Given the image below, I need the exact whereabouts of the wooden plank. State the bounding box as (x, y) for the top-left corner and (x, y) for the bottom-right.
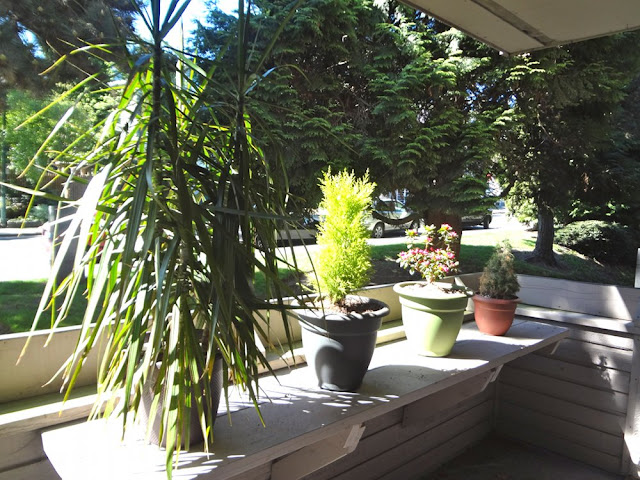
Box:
(517, 275), (640, 322)
(509, 353), (631, 394)
(377, 422), (490, 480)
(500, 366), (628, 414)
(568, 329), (634, 350)
(622, 337), (640, 477)
(517, 304), (637, 335)
(0, 459), (60, 480)
(306, 391), (494, 480)
(360, 409), (402, 439)
(271, 424), (365, 480)
(499, 401), (623, 456)
(540, 338), (633, 373)
(498, 419), (621, 473)
(229, 463), (271, 480)
(498, 383), (625, 436)
(330, 403), (493, 480)
(0, 431), (46, 473)
(402, 371), (492, 428)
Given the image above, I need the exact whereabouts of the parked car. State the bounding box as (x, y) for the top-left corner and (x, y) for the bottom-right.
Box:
(461, 210), (492, 229)
(254, 210), (322, 247)
(365, 199), (420, 238)
(278, 210), (323, 243)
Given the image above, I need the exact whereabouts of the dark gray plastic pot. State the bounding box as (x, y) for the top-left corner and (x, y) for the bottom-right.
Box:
(139, 352), (223, 447)
(296, 295), (389, 392)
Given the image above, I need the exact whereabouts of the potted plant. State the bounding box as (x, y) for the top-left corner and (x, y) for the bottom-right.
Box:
(296, 170), (389, 392)
(13, 0), (305, 477)
(393, 225), (471, 357)
(473, 240), (521, 335)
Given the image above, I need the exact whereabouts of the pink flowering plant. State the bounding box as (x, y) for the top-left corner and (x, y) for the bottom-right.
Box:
(397, 224), (460, 283)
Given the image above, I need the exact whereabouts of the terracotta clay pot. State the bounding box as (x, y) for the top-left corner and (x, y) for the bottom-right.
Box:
(472, 295), (520, 336)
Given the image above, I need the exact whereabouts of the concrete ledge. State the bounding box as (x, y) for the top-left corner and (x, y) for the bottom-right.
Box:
(0, 386), (98, 438)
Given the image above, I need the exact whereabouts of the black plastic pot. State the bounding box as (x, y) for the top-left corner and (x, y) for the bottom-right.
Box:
(296, 295), (389, 392)
(139, 352), (223, 447)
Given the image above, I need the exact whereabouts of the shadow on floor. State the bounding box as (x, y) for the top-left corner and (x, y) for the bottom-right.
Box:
(426, 435), (624, 480)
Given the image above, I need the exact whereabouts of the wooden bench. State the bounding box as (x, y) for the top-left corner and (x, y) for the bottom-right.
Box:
(40, 319), (567, 480)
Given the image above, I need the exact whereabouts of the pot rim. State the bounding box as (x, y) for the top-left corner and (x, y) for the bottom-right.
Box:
(393, 280), (472, 299)
(472, 294), (521, 304)
(293, 294), (390, 321)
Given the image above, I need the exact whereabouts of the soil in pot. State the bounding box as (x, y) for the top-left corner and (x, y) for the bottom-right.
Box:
(297, 295), (389, 392)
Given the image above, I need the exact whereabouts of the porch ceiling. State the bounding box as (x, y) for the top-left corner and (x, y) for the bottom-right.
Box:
(404, 0), (640, 54)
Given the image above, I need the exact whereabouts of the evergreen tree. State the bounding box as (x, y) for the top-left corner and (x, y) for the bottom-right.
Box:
(575, 74), (640, 232)
(496, 33), (640, 265)
(0, 0), (138, 224)
(193, 0), (500, 222)
(0, 0), (138, 88)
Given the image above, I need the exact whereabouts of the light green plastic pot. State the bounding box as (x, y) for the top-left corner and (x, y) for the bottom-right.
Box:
(393, 281), (470, 357)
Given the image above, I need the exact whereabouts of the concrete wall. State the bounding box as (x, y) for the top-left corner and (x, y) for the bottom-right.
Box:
(0, 326), (106, 403)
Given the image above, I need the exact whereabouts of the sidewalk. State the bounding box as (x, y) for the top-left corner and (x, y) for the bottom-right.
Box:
(0, 227), (43, 237)
(0, 230), (51, 281)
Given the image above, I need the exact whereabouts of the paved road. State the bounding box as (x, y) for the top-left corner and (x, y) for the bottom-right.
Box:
(0, 232), (51, 281)
(367, 209), (525, 246)
(0, 210), (524, 282)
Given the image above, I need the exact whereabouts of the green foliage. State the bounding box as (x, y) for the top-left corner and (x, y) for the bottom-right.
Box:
(555, 221), (637, 264)
(0, 0), (137, 92)
(193, 0), (501, 215)
(5, 87), (117, 185)
(315, 170), (375, 304)
(397, 224), (459, 283)
(478, 241), (520, 299)
(494, 33), (640, 259)
(15, 0), (305, 476)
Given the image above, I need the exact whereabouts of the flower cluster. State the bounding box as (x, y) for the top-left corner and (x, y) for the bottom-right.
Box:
(397, 224), (459, 283)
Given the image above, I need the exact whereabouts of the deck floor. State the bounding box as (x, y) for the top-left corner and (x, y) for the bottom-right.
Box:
(426, 435), (624, 480)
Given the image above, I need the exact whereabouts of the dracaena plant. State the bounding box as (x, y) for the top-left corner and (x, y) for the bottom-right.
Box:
(11, 0), (304, 477)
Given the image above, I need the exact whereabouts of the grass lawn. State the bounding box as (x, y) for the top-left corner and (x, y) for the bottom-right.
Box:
(1, 228), (634, 334)
(0, 280), (88, 334)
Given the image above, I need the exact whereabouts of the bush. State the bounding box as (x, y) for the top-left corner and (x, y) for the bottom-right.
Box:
(26, 204), (52, 223)
(478, 241), (520, 299)
(555, 220), (637, 264)
(315, 170), (375, 305)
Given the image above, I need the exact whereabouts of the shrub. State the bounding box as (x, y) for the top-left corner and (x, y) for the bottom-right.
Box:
(555, 220), (637, 264)
(478, 241), (520, 299)
(26, 204), (52, 223)
(397, 224), (459, 284)
(315, 170), (375, 305)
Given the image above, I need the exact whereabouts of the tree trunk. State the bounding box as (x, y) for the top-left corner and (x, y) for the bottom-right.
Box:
(530, 205), (557, 266)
